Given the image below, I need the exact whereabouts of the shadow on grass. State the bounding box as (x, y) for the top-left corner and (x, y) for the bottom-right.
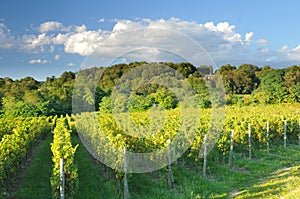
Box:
(72, 135), (122, 199)
(16, 135), (53, 199)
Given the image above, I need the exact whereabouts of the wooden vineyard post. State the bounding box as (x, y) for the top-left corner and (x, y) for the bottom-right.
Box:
(123, 147), (129, 199)
(284, 120), (287, 149)
(298, 119), (300, 146)
(167, 139), (174, 189)
(60, 158), (65, 199)
(229, 129), (234, 169)
(203, 134), (208, 178)
(266, 122), (270, 153)
(248, 123), (252, 159)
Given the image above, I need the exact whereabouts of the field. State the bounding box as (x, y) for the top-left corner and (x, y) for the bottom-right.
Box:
(0, 104), (300, 198)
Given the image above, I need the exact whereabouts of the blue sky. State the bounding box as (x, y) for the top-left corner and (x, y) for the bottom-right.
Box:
(1, 0), (300, 80)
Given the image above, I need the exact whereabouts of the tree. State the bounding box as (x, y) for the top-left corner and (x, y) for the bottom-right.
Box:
(2, 96), (41, 117)
(259, 70), (288, 103)
(217, 64), (236, 94)
(289, 82), (300, 103)
(284, 65), (300, 88)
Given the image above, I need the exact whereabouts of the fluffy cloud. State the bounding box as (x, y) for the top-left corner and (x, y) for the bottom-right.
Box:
(0, 23), (15, 48)
(52, 33), (69, 44)
(21, 33), (51, 52)
(98, 18), (105, 23)
(39, 21), (64, 32)
(245, 32), (254, 42)
(257, 39), (268, 47)
(54, 54), (60, 60)
(64, 30), (106, 56)
(67, 62), (75, 67)
(2, 18), (300, 68)
(287, 45), (300, 60)
(29, 59), (48, 64)
(58, 18), (255, 65)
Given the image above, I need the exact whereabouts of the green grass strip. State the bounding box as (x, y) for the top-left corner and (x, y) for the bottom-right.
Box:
(72, 135), (121, 199)
(16, 135), (52, 199)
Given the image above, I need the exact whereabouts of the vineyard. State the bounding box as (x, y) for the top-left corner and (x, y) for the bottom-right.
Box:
(76, 104), (300, 165)
(0, 117), (53, 196)
(0, 104), (299, 198)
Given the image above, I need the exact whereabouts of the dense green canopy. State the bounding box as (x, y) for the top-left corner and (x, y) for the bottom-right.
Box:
(0, 62), (299, 117)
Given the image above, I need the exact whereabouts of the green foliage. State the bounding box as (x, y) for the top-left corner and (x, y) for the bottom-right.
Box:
(0, 117), (51, 197)
(128, 94), (154, 112)
(77, 104), (300, 171)
(259, 69), (288, 103)
(50, 117), (79, 198)
(99, 96), (112, 113)
(1, 62), (300, 117)
(218, 63), (260, 95)
(151, 87), (179, 110)
(2, 97), (41, 118)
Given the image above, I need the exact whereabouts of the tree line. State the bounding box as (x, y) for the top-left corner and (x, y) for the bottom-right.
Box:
(0, 62), (299, 117)
(215, 64), (300, 104)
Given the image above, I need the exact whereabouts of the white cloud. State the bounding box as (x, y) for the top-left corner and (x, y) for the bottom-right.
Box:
(75, 24), (86, 33)
(39, 21), (63, 33)
(98, 18), (105, 23)
(257, 39), (268, 46)
(29, 59), (48, 64)
(54, 54), (60, 60)
(3, 19), (300, 68)
(64, 30), (106, 56)
(286, 45), (300, 60)
(0, 23), (15, 48)
(245, 32), (254, 42)
(52, 33), (69, 44)
(73, 18), (249, 65)
(39, 21), (87, 33)
(67, 62), (75, 67)
(21, 33), (51, 52)
(279, 45), (288, 52)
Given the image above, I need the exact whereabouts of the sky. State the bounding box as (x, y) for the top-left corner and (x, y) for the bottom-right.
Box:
(1, 0), (300, 80)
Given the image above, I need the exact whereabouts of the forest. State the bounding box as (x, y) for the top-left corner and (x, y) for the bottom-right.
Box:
(0, 62), (299, 118)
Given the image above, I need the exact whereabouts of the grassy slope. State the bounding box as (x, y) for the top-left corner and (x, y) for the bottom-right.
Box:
(234, 145), (300, 199)
(15, 135), (300, 199)
(127, 144), (300, 198)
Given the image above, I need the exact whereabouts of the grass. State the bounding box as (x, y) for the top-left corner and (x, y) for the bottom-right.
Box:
(16, 135), (53, 199)
(14, 136), (300, 199)
(72, 135), (121, 199)
(125, 144), (300, 198)
(234, 144), (300, 199)
(235, 165), (300, 199)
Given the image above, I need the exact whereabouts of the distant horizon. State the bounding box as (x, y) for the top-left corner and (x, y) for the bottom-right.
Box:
(0, 61), (295, 82)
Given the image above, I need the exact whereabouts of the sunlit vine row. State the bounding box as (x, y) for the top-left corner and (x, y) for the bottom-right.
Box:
(0, 116), (52, 195)
(75, 104), (300, 174)
(50, 117), (78, 198)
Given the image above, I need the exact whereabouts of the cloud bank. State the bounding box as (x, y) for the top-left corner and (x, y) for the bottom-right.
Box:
(1, 18), (300, 68)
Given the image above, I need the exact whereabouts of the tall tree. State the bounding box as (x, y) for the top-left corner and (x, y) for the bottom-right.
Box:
(259, 70), (288, 103)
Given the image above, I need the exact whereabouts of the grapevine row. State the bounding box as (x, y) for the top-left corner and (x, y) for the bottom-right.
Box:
(50, 117), (78, 198)
(75, 104), (300, 174)
(0, 117), (52, 196)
